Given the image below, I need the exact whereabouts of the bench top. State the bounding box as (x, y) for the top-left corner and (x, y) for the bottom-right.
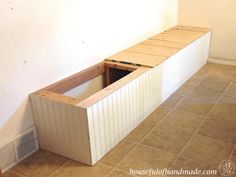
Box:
(106, 26), (210, 68)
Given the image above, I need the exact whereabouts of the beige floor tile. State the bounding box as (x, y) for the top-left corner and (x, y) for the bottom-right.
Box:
(107, 170), (131, 177)
(195, 63), (215, 76)
(161, 94), (184, 108)
(198, 115), (236, 143)
(142, 110), (203, 154)
(190, 71), (206, 82)
(207, 67), (235, 81)
(170, 157), (221, 177)
(118, 144), (176, 174)
(218, 94), (236, 104)
(184, 76), (201, 87)
(160, 110), (204, 130)
(3, 171), (22, 177)
(189, 85), (222, 102)
(100, 140), (136, 166)
(181, 135), (233, 165)
(198, 75), (230, 92)
(125, 122), (155, 142)
(171, 157), (213, 169)
(176, 95), (214, 115)
(141, 126), (193, 154)
(213, 64), (236, 72)
(12, 150), (68, 177)
(224, 83), (236, 97)
(127, 110), (207, 173)
(209, 103), (236, 121)
(144, 106), (171, 124)
(51, 160), (111, 177)
(174, 84), (195, 96)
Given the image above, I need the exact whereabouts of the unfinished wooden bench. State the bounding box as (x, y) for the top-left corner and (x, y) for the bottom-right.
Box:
(30, 26), (211, 165)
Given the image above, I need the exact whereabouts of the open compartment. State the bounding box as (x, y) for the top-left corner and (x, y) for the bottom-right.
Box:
(45, 61), (138, 101)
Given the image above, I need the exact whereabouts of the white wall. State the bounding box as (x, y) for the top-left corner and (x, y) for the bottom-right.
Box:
(0, 0), (178, 145)
(178, 0), (236, 62)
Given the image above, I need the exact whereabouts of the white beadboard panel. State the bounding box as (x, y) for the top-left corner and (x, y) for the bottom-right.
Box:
(161, 32), (211, 101)
(30, 94), (92, 165)
(86, 66), (162, 164)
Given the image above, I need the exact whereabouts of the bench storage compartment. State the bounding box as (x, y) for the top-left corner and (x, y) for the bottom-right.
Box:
(30, 26), (211, 165)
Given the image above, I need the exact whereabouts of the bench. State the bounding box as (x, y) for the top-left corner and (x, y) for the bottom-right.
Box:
(30, 25), (211, 165)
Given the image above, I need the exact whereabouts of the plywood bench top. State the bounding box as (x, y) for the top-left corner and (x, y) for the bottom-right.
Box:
(106, 26), (211, 68)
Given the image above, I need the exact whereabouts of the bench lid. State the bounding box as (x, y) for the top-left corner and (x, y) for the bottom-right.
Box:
(106, 25), (210, 68)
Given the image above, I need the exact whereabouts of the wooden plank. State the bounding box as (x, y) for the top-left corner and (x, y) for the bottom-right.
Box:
(141, 39), (184, 49)
(150, 32), (203, 43)
(127, 44), (179, 57)
(166, 29), (206, 35)
(105, 67), (111, 87)
(107, 51), (166, 68)
(77, 67), (150, 108)
(33, 91), (79, 105)
(105, 60), (139, 71)
(173, 25), (210, 33)
(38, 62), (105, 94)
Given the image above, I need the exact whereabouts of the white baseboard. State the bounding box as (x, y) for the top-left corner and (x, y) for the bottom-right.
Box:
(208, 57), (236, 66)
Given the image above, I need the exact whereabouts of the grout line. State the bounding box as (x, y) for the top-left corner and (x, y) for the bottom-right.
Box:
(122, 138), (139, 145)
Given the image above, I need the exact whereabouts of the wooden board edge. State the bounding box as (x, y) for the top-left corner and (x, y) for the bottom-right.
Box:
(30, 90), (79, 105)
(105, 60), (140, 71)
(33, 61), (105, 95)
(174, 25), (211, 33)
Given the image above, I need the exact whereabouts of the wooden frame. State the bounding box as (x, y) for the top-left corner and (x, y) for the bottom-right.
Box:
(30, 25), (211, 166)
(34, 61), (142, 105)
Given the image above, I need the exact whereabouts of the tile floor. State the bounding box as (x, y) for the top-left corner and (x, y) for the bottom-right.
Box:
(3, 63), (236, 177)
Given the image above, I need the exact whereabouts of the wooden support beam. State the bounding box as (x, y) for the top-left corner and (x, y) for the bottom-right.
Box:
(38, 62), (105, 94)
(105, 61), (139, 71)
(105, 66), (111, 87)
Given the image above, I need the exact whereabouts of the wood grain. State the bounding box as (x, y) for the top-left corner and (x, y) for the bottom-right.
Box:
(107, 51), (166, 68)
